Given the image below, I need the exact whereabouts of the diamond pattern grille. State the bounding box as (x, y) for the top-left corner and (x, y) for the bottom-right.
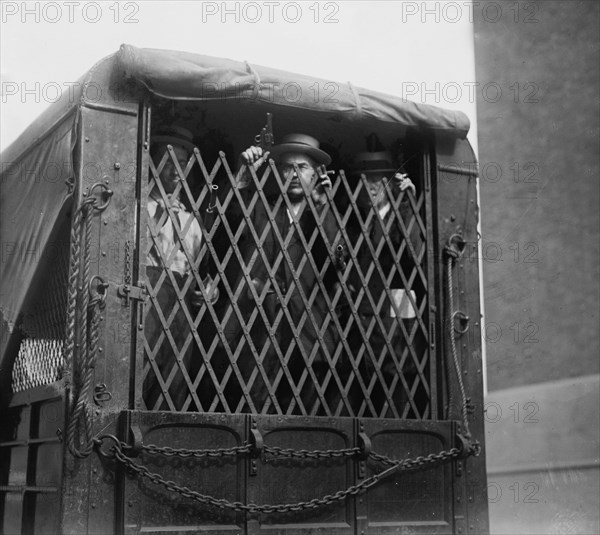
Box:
(142, 147), (431, 418)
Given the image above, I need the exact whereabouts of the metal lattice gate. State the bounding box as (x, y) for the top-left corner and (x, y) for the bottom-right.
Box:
(141, 144), (432, 420)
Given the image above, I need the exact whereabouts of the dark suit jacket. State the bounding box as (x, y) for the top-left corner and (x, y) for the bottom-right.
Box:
(346, 198), (419, 317)
(222, 196), (343, 364)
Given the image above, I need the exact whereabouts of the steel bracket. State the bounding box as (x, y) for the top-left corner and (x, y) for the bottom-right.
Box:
(357, 431), (372, 479)
(117, 282), (147, 306)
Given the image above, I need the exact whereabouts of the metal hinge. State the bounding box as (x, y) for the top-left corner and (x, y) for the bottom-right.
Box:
(117, 282), (147, 306)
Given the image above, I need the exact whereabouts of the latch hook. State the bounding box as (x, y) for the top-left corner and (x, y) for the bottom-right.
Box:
(444, 233), (466, 260)
(250, 427), (264, 458)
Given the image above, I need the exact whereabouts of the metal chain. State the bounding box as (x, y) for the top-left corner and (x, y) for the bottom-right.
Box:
(141, 443), (360, 460)
(140, 441), (477, 464)
(143, 443), (252, 458)
(369, 448), (460, 467)
(263, 445), (361, 459)
(109, 440), (462, 514)
(124, 240), (132, 286)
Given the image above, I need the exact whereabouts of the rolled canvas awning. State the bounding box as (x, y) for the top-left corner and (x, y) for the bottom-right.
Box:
(117, 44), (470, 136)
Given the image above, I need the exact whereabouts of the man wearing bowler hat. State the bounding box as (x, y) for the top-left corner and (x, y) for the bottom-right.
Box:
(144, 126), (218, 411)
(344, 150), (420, 416)
(224, 133), (345, 414)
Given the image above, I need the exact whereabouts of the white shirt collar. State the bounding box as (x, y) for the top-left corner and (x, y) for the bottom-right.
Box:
(378, 202), (391, 220)
(287, 203), (302, 223)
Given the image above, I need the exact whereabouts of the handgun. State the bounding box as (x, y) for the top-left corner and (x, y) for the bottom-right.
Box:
(254, 112), (274, 151)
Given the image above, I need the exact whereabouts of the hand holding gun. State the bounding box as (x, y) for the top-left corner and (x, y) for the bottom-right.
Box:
(254, 112), (274, 152)
(236, 113), (274, 188)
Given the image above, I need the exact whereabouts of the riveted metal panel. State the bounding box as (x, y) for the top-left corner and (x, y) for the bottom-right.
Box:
(121, 411), (246, 534)
(359, 418), (454, 534)
(434, 136), (489, 535)
(250, 415), (355, 534)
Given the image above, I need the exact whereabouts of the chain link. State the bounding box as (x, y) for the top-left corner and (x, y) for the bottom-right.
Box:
(141, 443), (360, 460)
(368, 448), (460, 467)
(124, 240), (132, 286)
(143, 443), (252, 458)
(103, 437), (467, 515)
(263, 445), (361, 459)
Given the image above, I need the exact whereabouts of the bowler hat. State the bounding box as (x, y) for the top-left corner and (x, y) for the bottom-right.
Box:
(152, 126), (196, 154)
(352, 151), (396, 175)
(269, 133), (331, 165)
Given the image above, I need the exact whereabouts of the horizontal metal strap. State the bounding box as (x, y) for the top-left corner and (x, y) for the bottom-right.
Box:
(0, 485), (58, 494)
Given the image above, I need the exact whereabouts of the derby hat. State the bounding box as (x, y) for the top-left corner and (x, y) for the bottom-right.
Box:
(269, 133), (332, 165)
(352, 151), (396, 175)
(152, 125), (196, 154)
